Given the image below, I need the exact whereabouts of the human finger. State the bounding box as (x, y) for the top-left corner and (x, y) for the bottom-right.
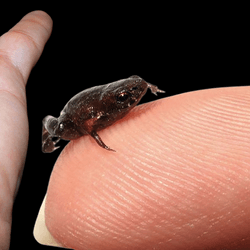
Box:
(0, 11), (52, 250)
(43, 87), (250, 249)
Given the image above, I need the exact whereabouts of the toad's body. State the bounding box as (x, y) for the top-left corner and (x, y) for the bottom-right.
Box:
(42, 75), (164, 153)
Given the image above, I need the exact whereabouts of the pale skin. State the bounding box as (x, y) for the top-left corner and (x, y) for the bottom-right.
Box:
(1, 11), (250, 250)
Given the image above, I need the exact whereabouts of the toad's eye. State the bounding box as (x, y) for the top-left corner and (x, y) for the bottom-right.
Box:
(59, 122), (64, 131)
(117, 92), (131, 102)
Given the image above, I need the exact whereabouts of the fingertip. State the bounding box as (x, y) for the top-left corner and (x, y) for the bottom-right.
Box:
(0, 10), (53, 83)
(44, 87), (250, 249)
(21, 10), (53, 36)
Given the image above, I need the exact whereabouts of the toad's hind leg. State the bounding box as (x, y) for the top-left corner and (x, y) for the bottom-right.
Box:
(90, 131), (116, 152)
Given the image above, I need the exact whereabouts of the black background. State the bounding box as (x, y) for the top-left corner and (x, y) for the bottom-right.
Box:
(0, 4), (247, 250)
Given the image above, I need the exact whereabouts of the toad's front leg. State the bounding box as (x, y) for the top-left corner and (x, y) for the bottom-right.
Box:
(42, 125), (60, 153)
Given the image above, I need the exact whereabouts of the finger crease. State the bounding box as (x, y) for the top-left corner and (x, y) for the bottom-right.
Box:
(8, 28), (41, 56)
(0, 54), (26, 96)
(0, 89), (26, 110)
(22, 17), (51, 36)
